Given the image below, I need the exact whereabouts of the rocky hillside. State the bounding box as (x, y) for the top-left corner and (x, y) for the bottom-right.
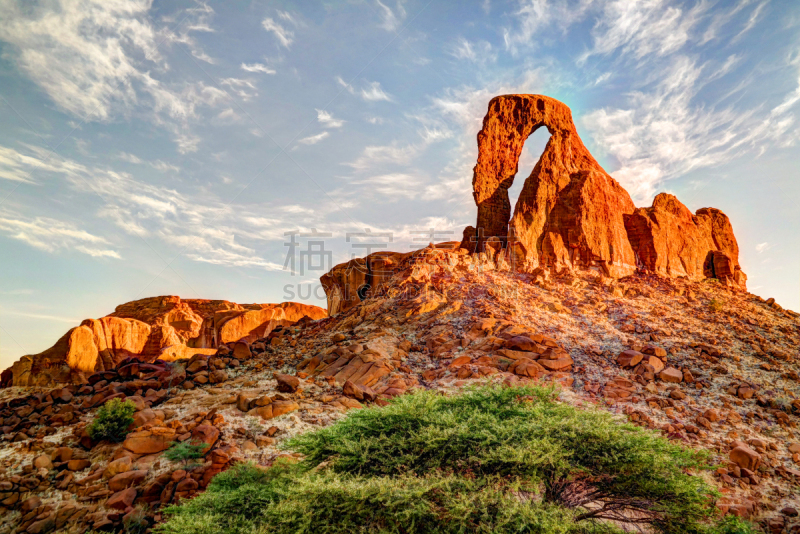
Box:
(0, 94), (797, 534)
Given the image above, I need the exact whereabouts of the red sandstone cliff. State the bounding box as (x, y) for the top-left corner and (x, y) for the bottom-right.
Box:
(3, 296), (326, 387)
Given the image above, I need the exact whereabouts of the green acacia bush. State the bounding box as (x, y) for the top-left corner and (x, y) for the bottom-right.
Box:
(164, 441), (207, 470)
(87, 398), (136, 442)
(157, 385), (755, 534)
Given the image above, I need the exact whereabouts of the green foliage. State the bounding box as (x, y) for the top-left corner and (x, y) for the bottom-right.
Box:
(87, 398), (136, 442)
(157, 385), (755, 534)
(164, 441), (207, 467)
(709, 299), (724, 312)
(705, 515), (759, 534)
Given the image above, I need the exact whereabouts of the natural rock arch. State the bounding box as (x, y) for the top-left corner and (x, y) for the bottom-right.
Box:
(461, 94), (637, 277)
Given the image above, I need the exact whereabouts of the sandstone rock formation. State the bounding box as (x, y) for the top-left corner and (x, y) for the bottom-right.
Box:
(624, 193), (746, 288)
(460, 94), (637, 277)
(458, 94), (746, 287)
(3, 296), (325, 387)
(320, 243), (460, 315)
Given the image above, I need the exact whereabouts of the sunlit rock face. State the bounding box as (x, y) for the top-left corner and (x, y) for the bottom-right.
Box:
(459, 94), (745, 286)
(461, 94), (637, 278)
(3, 296), (326, 387)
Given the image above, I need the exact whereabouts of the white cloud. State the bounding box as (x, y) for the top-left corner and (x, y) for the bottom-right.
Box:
(335, 76), (356, 94)
(755, 242), (772, 253)
(0, 211), (120, 259)
(0, 1), (226, 152)
(118, 152), (179, 173)
(220, 78), (258, 100)
(175, 133), (201, 154)
(0, 289), (35, 295)
(700, 0), (754, 44)
(241, 62), (276, 74)
(346, 143), (419, 171)
(366, 116), (384, 124)
(583, 55), (800, 203)
(581, 0), (708, 63)
(732, 1), (767, 42)
(350, 173), (422, 198)
(0, 310), (79, 323)
(298, 131), (330, 145)
(0, 142), (356, 270)
(118, 152), (143, 164)
(375, 0), (406, 31)
(361, 81), (393, 102)
(262, 16), (294, 48)
(316, 109), (345, 128)
(449, 37), (496, 64)
(594, 72), (612, 85)
(503, 0), (595, 54)
(150, 160), (180, 173)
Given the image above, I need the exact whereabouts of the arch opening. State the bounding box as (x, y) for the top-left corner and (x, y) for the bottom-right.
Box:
(507, 126), (551, 224)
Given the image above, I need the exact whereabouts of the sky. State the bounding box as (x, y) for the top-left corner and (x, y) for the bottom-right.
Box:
(1, 0), (799, 370)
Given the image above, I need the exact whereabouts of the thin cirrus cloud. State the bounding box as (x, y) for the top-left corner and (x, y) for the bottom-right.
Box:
(262, 11), (298, 48)
(581, 0), (709, 62)
(316, 109), (345, 128)
(576, 1), (800, 203)
(0, 143), (341, 269)
(375, 0), (407, 31)
(361, 81), (393, 102)
(449, 37), (496, 64)
(335, 77), (393, 102)
(0, 212), (120, 259)
(241, 62), (276, 74)
(298, 132), (330, 145)
(0, 1), (233, 153)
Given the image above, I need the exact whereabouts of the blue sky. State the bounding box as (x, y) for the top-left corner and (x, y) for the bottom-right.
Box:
(1, 0), (799, 369)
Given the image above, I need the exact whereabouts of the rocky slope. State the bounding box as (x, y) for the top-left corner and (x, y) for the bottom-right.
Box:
(2, 247), (797, 533)
(0, 94), (797, 534)
(1, 297), (326, 388)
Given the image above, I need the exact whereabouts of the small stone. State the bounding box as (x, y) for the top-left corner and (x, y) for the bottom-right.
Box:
(108, 470), (147, 492)
(669, 389), (686, 400)
(209, 369), (228, 384)
(642, 345), (667, 358)
(236, 394), (253, 412)
(275, 373), (300, 393)
(103, 456), (132, 479)
(67, 459), (91, 471)
(659, 367), (682, 383)
(617, 350), (643, 368)
(33, 454), (53, 470)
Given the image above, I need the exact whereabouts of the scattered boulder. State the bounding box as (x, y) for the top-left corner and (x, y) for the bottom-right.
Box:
(107, 487), (137, 510)
(730, 445), (761, 471)
(659, 368), (683, 383)
(275, 373), (300, 393)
